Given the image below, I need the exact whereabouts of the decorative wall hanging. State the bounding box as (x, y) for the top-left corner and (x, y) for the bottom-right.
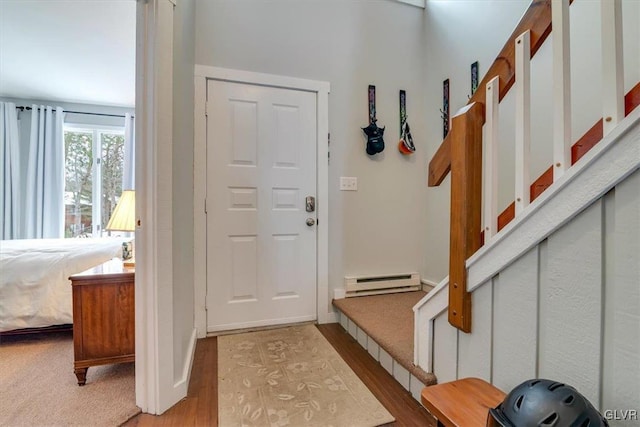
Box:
(471, 61), (479, 95)
(362, 85), (385, 155)
(398, 90), (415, 155)
(440, 79), (450, 139)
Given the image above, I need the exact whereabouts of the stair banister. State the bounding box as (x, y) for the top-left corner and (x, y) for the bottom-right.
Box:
(428, 0), (554, 187)
(483, 77), (500, 239)
(601, 0), (624, 135)
(448, 102), (483, 332)
(552, 0), (572, 180)
(428, 0), (554, 332)
(426, 0), (634, 333)
(515, 30), (532, 215)
(417, 0), (639, 385)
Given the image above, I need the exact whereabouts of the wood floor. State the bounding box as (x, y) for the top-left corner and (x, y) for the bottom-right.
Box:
(124, 323), (436, 427)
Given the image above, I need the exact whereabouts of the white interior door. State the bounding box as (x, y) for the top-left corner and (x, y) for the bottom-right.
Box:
(206, 80), (317, 332)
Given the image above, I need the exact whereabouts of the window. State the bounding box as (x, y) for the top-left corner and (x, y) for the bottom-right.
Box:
(64, 126), (125, 237)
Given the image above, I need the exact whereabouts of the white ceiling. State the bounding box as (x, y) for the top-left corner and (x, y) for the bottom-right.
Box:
(0, 0), (136, 108)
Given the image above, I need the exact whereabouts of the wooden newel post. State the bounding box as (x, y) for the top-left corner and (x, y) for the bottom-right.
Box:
(449, 102), (484, 333)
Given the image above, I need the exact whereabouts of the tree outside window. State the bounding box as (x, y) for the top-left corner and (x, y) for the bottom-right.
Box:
(101, 133), (124, 232)
(64, 128), (124, 237)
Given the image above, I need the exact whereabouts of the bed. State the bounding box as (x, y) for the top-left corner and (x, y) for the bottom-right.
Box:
(0, 238), (125, 333)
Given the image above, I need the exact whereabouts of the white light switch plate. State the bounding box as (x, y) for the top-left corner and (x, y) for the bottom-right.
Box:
(340, 177), (358, 191)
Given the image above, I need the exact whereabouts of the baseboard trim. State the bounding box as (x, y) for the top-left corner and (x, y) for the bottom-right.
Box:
(421, 278), (439, 287)
(421, 278), (438, 293)
(323, 311), (339, 324)
(175, 328), (197, 393)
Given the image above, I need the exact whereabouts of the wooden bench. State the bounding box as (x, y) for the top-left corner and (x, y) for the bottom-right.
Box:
(421, 378), (506, 427)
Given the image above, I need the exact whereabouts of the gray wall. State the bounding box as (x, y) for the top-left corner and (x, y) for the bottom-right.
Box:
(431, 168), (640, 425)
(172, 0), (196, 380)
(195, 0), (430, 310)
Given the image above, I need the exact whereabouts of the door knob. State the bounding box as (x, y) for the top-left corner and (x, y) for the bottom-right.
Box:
(306, 218), (316, 226)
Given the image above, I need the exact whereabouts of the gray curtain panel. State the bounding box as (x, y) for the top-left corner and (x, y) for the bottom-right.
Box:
(24, 105), (65, 238)
(0, 102), (21, 239)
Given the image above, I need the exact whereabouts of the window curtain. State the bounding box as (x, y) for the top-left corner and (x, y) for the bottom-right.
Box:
(0, 102), (21, 239)
(24, 105), (65, 238)
(123, 113), (135, 190)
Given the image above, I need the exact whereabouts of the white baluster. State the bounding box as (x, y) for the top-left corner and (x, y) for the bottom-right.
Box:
(552, 0), (571, 180)
(601, 0), (624, 136)
(515, 31), (531, 216)
(484, 76), (499, 239)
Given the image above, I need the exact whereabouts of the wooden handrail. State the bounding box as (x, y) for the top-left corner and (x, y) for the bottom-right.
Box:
(430, 0), (634, 333)
(428, 0), (553, 187)
(448, 102), (484, 333)
(432, 0), (554, 333)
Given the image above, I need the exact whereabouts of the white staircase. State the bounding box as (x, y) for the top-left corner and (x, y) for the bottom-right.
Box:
(414, 0), (640, 423)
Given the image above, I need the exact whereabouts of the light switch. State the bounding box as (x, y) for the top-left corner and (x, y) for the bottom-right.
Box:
(340, 177), (358, 191)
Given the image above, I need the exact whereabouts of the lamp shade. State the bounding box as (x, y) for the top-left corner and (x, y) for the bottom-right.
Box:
(105, 190), (136, 232)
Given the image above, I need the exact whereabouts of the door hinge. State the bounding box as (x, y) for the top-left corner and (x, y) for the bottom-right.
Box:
(204, 198), (207, 214)
(205, 102), (209, 117)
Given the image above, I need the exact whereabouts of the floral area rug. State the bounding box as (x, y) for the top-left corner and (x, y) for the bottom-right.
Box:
(218, 324), (395, 427)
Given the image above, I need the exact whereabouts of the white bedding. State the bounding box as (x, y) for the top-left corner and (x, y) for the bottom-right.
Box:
(0, 238), (124, 332)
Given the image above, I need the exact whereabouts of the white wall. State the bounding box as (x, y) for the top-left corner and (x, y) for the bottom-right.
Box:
(0, 0), (136, 108)
(194, 0), (430, 312)
(172, 0), (196, 382)
(422, 0), (640, 283)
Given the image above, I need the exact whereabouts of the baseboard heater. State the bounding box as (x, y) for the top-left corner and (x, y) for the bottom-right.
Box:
(344, 272), (421, 297)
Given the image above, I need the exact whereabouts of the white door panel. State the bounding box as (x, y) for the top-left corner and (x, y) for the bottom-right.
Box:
(206, 80), (317, 332)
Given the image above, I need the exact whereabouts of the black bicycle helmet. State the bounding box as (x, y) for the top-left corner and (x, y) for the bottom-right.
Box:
(486, 379), (608, 427)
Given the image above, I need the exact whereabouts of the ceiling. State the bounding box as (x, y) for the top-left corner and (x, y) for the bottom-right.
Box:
(0, 0), (136, 108)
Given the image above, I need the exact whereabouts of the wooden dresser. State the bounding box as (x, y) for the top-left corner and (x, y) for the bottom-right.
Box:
(69, 259), (135, 385)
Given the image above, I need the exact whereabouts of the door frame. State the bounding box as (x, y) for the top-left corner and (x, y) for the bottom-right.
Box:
(136, 0), (197, 414)
(193, 66), (330, 338)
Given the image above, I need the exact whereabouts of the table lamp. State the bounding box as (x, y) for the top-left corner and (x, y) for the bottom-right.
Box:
(105, 190), (136, 267)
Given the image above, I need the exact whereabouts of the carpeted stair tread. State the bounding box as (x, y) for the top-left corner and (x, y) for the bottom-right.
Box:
(333, 291), (437, 387)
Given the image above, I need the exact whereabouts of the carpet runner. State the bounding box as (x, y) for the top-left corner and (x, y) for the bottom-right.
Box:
(218, 324), (395, 427)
